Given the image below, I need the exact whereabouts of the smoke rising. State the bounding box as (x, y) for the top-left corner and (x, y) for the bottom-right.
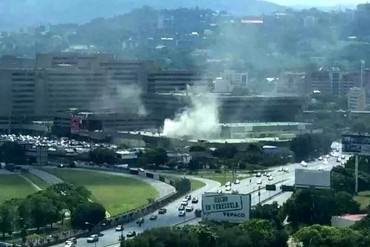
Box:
(163, 89), (220, 139)
(93, 84), (146, 116)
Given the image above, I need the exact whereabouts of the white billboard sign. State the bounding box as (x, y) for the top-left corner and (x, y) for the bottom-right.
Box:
(295, 169), (331, 189)
(201, 193), (251, 223)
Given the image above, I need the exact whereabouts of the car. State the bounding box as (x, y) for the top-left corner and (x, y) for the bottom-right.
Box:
(300, 161), (307, 167)
(225, 186), (231, 191)
(185, 206), (193, 212)
(337, 158), (341, 163)
(278, 167), (283, 172)
(67, 238), (77, 244)
(225, 181), (231, 187)
(191, 197), (198, 203)
(138, 168), (145, 172)
(283, 168), (289, 173)
(268, 176), (273, 181)
(158, 208), (167, 214)
(256, 172), (262, 177)
(57, 163), (65, 168)
(257, 179), (262, 185)
(127, 231), (136, 238)
(178, 205), (185, 211)
(181, 201), (188, 206)
(232, 189), (239, 194)
(178, 211), (186, 217)
(318, 156), (323, 161)
(149, 215), (158, 220)
(136, 218), (144, 225)
(234, 179), (240, 184)
(115, 225), (124, 231)
(64, 241), (75, 247)
(217, 189), (223, 194)
(86, 234), (99, 243)
(185, 195), (192, 201)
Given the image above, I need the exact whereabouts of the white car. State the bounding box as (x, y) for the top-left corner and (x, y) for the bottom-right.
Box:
(185, 206), (194, 212)
(283, 168), (289, 173)
(278, 167), (283, 172)
(300, 161), (307, 167)
(234, 179), (240, 184)
(86, 235), (99, 243)
(115, 225), (124, 231)
(64, 241), (75, 247)
(217, 189), (223, 194)
(225, 181), (231, 187)
(268, 176), (273, 181)
(257, 179), (262, 185)
(225, 186), (231, 191)
(178, 211), (186, 217)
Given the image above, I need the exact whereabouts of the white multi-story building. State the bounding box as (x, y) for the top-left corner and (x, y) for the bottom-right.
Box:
(348, 87), (366, 111)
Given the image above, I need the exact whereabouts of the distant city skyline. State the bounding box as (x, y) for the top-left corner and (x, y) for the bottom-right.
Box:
(269, 0), (368, 7)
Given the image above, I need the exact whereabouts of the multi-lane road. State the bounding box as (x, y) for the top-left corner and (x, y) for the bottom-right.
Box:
(55, 151), (346, 247)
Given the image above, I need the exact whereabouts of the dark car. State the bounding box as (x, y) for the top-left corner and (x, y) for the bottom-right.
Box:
(158, 208), (167, 214)
(195, 209), (202, 217)
(191, 197), (198, 204)
(136, 218), (144, 225)
(127, 231), (136, 238)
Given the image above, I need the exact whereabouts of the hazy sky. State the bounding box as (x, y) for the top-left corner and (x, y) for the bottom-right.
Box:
(269, 0), (368, 6)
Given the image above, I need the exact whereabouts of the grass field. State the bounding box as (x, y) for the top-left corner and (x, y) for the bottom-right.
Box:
(44, 169), (158, 216)
(21, 172), (49, 190)
(354, 191), (370, 210)
(0, 174), (36, 204)
(189, 179), (205, 191)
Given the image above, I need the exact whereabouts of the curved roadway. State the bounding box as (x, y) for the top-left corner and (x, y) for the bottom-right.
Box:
(52, 152), (345, 247)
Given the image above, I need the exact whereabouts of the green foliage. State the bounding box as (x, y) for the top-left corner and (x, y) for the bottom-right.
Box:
(174, 178), (191, 194)
(124, 220), (288, 247)
(189, 146), (207, 152)
(251, 202), (284, 228)
(89, 148), (117, 164)
(293, 224), (370, 247)
(213, 145), (238, 159)
(0, 142), (27, 164)
(138, 148), (168, 167)
(71, 202), (106, 229)
(290, 134), (332, 162)
(283, 189), (360, 228)
(0, 203), (14, 238)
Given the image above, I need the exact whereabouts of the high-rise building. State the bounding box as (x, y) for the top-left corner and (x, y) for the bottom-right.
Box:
(348, 87), (366, 111)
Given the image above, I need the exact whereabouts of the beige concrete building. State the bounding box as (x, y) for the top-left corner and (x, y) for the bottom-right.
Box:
(348, 87), (366, 111)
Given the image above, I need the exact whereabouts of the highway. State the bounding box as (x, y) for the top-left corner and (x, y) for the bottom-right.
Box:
(54, 150), (347, 247)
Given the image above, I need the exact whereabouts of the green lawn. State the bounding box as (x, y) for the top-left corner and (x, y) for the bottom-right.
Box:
(190, 179), (205, 191)
(354, 191), (370, 210)
(44, 169), (158, 216)
(0, 174), (37, 204)
(21, 172), (49, 190)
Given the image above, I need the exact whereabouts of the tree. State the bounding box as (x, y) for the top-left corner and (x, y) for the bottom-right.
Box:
(174, 178), (191, 194)
(334, 192), (360, 215)
(290, 134), (332, 161)
(293, 225), (370, 247)
(282, 189), (336, 227)
(213, 145), (238, 159)
(0, 142), (27, 164)
(71, 202), (106, 229)
(251, 202), (284, 228)
(139, 148), (168, 167)
(89, 148), (117, 165)
(18, 194), (59, 231)
(0, 204), (14, 238)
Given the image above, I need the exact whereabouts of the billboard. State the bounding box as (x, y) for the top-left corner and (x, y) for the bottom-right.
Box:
(70, 117), (81, 134)
(201, 193), (251, 223)
(295, 169), (331, 189)
(342, 134), (370, 155)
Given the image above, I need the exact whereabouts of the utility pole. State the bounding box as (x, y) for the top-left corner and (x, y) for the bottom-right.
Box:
(361, 60), (365, 88)
(355, 155), (359, 194)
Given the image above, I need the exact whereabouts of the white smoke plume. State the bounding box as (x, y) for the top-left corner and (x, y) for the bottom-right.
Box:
(93, 84), (146, 116)
(163, 89), (220, 139)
